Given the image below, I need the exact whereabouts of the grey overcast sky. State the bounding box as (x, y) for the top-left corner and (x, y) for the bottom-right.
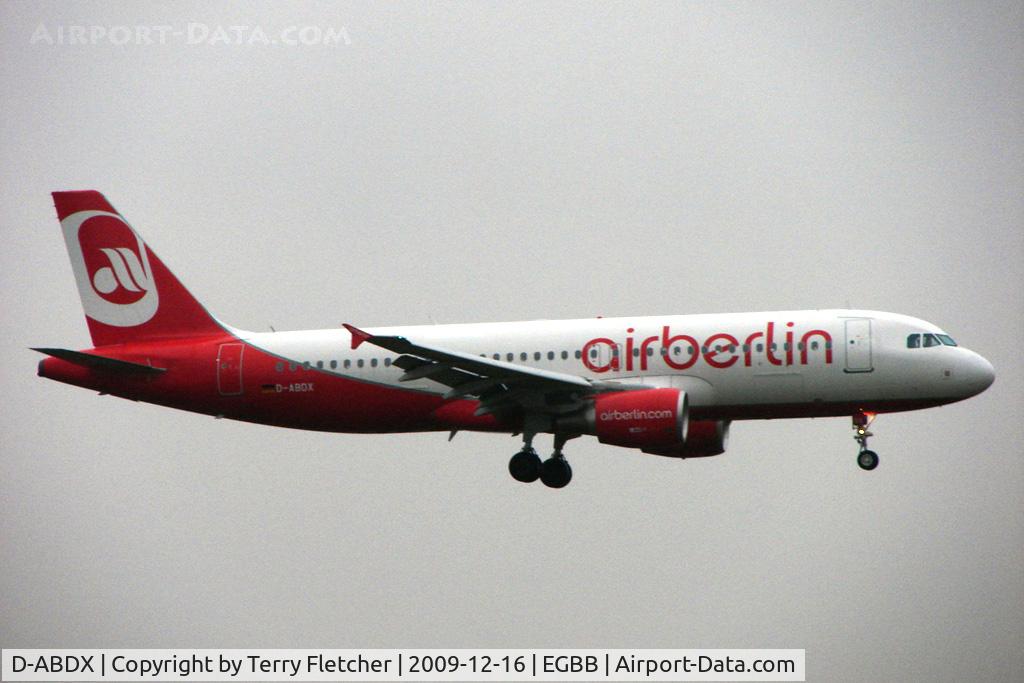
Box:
(1, 2), (1021, 680)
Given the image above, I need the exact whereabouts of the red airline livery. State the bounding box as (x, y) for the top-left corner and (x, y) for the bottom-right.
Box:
(35, 191), (996, 488)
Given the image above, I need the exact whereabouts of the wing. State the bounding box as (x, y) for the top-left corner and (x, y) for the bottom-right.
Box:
(343, 323), (633, 417)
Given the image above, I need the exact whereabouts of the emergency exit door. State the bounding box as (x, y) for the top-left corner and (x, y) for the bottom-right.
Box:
(844, 319), (873, 373)
(217, 343), (244, 395)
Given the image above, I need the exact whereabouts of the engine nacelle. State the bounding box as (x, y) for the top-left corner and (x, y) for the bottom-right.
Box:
(642, 419), (731, 458)
(591, 388), (689, 450)
(554, 389), (730, 459)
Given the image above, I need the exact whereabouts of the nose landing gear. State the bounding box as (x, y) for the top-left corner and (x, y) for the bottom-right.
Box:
(853, 411), (879, 471)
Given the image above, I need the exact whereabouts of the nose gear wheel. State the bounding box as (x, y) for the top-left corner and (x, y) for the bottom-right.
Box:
(852, 411), (879, 471)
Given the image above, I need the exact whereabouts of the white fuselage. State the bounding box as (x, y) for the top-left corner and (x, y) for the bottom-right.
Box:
(242, 309), (994, 420)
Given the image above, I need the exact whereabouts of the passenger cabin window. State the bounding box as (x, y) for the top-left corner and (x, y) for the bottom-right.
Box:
(937, 334), (957, 346)
(923, 333), (941, 348)
(907, 334), (921, 348)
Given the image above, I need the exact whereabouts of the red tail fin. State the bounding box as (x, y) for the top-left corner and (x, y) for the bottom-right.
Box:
(53, 191), (224, 347)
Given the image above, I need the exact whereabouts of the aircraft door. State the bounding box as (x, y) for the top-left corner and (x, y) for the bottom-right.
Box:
(217, 343), (245, 395)
(844, 319), (873, 373)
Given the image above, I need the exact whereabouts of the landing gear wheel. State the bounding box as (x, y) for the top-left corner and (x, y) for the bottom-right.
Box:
(509, 449), (542, 483)
(540, 457), (572, 489)
(852, 412), (879, 471)
(857, 449), (879, 471)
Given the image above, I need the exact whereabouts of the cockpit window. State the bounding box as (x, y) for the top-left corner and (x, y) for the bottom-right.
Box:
(937, 334), (957, 346)
(907, 334), (921, 348)
(923, 333), (941, 347)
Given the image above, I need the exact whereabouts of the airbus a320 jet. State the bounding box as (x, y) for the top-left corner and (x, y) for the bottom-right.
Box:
(35, 191), (995, 488)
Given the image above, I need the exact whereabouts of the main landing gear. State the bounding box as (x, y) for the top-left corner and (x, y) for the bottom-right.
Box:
(853, 411), (879, 471)
(508, 432), (576, 488)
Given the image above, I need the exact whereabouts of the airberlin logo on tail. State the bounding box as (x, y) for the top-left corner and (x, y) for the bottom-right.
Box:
(61, 210), (159, 327)
(90, 247), (151, 303)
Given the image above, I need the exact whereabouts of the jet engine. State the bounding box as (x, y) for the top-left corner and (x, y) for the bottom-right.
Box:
(556, 388), (687, 450)
(555, 388), (729, 458)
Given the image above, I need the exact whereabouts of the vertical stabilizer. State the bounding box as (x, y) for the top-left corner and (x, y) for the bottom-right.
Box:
(52, 191), (224, 347)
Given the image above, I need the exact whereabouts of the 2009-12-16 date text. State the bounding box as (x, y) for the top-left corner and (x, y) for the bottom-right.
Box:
(404, 654), (528, 675)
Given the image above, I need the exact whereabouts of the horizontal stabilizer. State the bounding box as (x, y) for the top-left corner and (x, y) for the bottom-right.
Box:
(31, 347), (166, 374)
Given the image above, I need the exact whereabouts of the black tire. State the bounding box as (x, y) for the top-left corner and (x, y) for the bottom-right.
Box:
(540, 457), (573, 489)
(857, 449), (879, 471)
(509, 449), (542, 483)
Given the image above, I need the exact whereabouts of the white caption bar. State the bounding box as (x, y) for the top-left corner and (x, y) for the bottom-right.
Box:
(2, 649), (804, 681)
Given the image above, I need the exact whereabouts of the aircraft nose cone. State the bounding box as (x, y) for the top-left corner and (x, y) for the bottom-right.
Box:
(964, 352), (995, 396)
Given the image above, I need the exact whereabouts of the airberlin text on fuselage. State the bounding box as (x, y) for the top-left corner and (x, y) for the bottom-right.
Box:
(582, 322), (833, 373)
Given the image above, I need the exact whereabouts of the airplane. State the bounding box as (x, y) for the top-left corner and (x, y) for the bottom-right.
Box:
(34, 191), (996, 488)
